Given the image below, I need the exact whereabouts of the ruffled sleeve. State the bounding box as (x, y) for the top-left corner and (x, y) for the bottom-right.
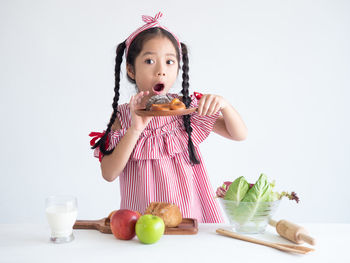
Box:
(93, 128), (127, 162)
(92, 104), (130, 162)
(188, 94), (220, 146)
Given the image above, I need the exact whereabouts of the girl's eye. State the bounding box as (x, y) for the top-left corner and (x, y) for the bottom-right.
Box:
(167, 60), (175, 65)
(145, 59), (154, 64)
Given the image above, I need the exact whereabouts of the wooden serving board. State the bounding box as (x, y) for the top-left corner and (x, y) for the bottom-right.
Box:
(165, 218), (198, 235)
(135, 107), (197, 117)
(73, 217), (198, 235)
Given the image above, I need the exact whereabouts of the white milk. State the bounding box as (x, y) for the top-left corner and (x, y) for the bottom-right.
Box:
(46, 205), (78, 237)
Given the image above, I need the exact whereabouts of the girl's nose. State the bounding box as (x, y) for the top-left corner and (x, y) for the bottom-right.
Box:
(156, 64), (166, 76)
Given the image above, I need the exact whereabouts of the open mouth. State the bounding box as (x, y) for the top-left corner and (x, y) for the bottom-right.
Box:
(153, 83), (165, 93)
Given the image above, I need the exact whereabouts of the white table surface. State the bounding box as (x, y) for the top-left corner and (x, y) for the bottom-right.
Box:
(0, 223), (348, 263)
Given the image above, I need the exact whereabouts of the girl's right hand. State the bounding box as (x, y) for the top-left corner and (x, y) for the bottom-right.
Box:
(129, 91), (153, 132)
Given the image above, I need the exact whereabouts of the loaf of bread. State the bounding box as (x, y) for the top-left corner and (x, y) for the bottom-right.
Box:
(145, 202), (182, 228)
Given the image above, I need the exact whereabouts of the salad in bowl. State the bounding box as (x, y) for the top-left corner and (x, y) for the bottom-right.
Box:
(216, 173), (299, 234)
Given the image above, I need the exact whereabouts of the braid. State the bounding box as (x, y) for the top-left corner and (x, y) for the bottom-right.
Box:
(181, 42), (200, 165)
(91, 41), (126, 155)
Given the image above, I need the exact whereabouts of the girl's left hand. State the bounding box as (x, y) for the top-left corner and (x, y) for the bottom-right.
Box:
(197, 94), (229, 116)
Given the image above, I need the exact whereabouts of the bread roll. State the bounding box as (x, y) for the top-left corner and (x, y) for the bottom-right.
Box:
(145, 202), (182, 227)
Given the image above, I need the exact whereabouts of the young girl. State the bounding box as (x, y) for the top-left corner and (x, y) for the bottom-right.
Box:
(90, 12), (247, 223)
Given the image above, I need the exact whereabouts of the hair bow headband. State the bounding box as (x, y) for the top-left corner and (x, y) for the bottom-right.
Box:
(125, 12), (182, 59)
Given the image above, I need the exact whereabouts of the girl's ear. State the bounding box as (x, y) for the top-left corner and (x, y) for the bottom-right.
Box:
(127, 63), (135, 80)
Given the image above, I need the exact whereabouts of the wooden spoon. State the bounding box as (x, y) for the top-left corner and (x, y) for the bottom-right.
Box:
(216, 228), (315, 254)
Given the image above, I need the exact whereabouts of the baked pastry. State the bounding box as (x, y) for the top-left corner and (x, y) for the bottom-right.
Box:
(150, 103), (171, 111)
(145, 94), (173, 110)
(145, 202), (183, 227)
(150, 99), (186, 111)
(145, 95), (187, 112)
(170, 98), (186, 110)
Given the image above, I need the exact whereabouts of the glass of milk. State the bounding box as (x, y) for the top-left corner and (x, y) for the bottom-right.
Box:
(45, 195), (78, 243)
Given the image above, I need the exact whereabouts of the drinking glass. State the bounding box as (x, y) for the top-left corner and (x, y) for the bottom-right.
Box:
(45, 195), (78, 243)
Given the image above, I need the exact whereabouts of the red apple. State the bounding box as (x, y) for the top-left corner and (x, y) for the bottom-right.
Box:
(110, 209), (141, 240)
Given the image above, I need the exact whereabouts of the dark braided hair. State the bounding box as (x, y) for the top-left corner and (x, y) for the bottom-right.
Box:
(181, 42), (200, 164)
(91, 41), (126, 154)
(92, 28), (200, 165)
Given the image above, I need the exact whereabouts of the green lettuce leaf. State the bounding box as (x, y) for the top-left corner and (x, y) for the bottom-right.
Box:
(242, 173), (272, 202)
(233, 174), (273, 223)
(224, 176), (249, 202)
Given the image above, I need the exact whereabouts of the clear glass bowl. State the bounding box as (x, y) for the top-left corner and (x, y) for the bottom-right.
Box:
(219, 199), (280, 234)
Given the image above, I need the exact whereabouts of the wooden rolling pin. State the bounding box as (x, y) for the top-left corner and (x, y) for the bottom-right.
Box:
(269, 219), (316, 245)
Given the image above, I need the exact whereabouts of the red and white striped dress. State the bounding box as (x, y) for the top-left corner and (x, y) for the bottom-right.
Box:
(94, 94), (224, 223)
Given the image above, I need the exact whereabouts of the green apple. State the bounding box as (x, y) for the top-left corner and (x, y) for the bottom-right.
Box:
(135, 215), (165, 244)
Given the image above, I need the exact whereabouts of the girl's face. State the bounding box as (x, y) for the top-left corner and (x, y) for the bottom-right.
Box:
(127, 36), (179, 97)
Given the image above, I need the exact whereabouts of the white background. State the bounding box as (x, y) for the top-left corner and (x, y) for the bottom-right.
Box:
(0, 0), (349, 224)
